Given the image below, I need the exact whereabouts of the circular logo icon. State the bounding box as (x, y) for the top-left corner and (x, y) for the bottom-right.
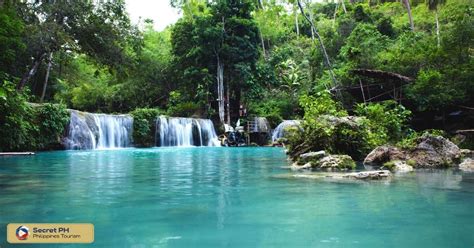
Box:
(16, 225), (29, 240)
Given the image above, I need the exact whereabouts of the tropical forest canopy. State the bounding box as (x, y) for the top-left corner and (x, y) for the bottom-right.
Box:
(1, 0), (473, 129)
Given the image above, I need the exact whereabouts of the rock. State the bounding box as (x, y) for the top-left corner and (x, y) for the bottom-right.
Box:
(364, 134), (462, 169)
(289, 170), (391, 180)
(409, 134), (461, 168)
(348, 170), (391, 179)
(460, 149), (474, 159)
(364, 146), (406, 166)
(290, 162), (312, 171)
(299, 151), (326, 163)
(316, 154), (356, 171)
(459, 158), (474, 172)
(392, 160), (414, 173)
(319, 115), (365, 128)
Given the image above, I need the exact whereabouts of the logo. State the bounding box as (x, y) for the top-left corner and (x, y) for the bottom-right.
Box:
(15, 225), (29, 240)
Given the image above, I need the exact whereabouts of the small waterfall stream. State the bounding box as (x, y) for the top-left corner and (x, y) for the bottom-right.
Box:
(156, 116), (220, 147)
(65, 110), (133, 150)
(271, 120), (301, 142)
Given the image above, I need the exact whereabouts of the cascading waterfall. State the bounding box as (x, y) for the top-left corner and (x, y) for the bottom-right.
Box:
(156, 116), (220, 147)
(271, 120), (301, 142)
(65, 110), (133, 150)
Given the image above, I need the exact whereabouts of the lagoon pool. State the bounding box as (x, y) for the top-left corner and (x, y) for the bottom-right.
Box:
(0, 147), (473, 247)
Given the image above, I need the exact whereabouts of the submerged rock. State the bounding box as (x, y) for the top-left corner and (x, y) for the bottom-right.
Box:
(289, 170), (391, 181)
(459, 158), (474, 172)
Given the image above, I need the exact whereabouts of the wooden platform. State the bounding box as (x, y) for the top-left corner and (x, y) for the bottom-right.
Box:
(0, 152), (35, 156)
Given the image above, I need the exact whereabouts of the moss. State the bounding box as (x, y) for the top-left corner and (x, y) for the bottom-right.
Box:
(382, 161), (396, 170)
(338, 156), (356, 170)
(406, 159), (417, 167)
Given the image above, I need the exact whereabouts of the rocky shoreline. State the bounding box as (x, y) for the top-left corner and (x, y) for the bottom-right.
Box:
(286, 133), (474, 180)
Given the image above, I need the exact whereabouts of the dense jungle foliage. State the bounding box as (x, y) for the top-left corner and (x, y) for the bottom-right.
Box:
(0, 0), (473, 151)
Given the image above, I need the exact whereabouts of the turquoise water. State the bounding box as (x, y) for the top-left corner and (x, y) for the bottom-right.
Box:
(0, 147), (473, 247)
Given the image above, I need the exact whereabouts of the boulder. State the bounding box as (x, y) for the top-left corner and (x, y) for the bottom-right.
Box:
(316, 155), (356, 171)
(364, 146), (406, 166)
(459, 158), (474, 172)
(409, 134), (461, 168)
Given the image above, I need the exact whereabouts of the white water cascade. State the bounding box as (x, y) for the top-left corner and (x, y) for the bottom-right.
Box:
(156, 116), (220, 147)
(65, 110), (133, 150)
(271, 120), (301, 142)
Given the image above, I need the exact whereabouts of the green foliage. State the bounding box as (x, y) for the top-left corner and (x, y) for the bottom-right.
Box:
(299, 91), (347, 123)
(340, 23), (388, 70)
(130, 108), (163, 147)
(355, 100), (412, 145)
(396, 129), (446, 149)
(408, 70), (459, 111)
(382, 161), (396, 170)
(248, 91), (299, 127)
(167, 102), (201, 117)
(0, 5), (25, 77)
(0, 80), (69, 151)
(33, 103), (70, 150)
(0, 80), (35, 151)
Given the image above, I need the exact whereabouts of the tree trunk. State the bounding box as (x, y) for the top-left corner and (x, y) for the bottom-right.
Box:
(403, 0), (415, 31)
(296, 0), (337, 89)
(259, 29), (266, 58)
(340, 0), (347, 14)
(217, 56), (225, 124)
(435, 10), (440, 47)
(308, 5), (315, 40)
(17, 53), (46, 90)
(295, 7), (300, 36)
(40, 52), (53, 103)
(226, 80), (231, 125)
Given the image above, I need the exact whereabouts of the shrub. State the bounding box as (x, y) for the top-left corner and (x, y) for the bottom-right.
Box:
(355, 100), (411, 146)
(130, 108), (163, 147)
(33, 103), (70, 150)
(0, 80), (35, 151)
(0, 81), (70, 151)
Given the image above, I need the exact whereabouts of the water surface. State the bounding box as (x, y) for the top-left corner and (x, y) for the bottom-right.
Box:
(0, 147), (473, 247)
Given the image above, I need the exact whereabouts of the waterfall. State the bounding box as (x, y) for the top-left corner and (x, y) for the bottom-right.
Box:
(156, 116), (220, 147)
(65, 110), (133, 150)
(271, 120), (301, 142)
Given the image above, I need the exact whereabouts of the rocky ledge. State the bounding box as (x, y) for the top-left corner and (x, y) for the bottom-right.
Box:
(288, 170), (391, 181)
(291, 151), (356, 171)
(364, 133), (473, 172)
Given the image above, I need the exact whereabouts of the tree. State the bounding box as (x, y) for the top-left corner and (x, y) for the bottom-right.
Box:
(14, 0), (141, 92)
(171, 0), (259, 124)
